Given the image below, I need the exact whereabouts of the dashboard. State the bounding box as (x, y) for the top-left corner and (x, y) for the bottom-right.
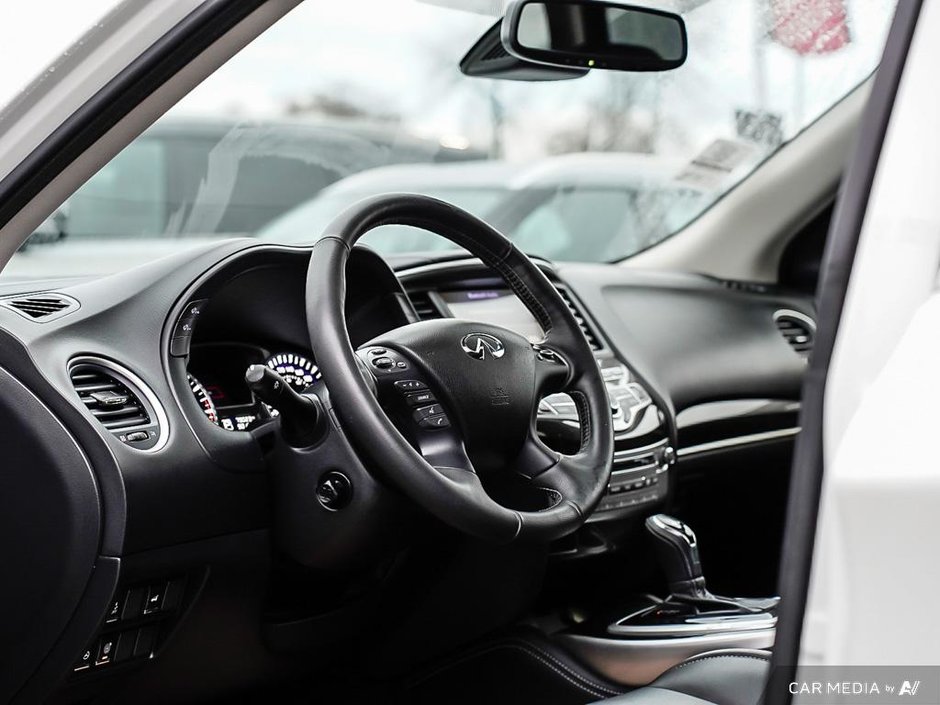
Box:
(158, 248), (811, 534)
(0, 238), (815, 704)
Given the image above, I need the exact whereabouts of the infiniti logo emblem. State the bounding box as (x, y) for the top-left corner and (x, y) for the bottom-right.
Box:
(460, 333), (505, 360)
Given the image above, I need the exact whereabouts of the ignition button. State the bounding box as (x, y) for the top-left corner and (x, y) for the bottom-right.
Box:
(316, 471), (352, 510)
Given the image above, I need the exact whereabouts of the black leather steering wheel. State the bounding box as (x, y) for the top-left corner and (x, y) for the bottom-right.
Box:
(306, 194), (612, 542)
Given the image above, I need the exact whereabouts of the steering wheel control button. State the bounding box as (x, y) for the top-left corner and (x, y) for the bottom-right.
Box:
(418, 414), (450, 430)
(405, 390), (436, 406)
(536, 347), (561, 363)
(361, 348), (410, 375)
(394, 379), (427, 392)
(316, 471), (352, 510)
(412, 404), (444, 421)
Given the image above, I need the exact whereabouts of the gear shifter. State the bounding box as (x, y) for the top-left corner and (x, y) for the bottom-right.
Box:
(645, 513), (779, 612)
(645, 514), (708, 598)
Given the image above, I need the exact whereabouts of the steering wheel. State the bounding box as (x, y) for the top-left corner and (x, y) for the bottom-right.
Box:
(306, 194), (613, 542)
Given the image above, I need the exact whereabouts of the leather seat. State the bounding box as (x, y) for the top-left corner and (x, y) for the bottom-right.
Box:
(595, 650), (771, 705)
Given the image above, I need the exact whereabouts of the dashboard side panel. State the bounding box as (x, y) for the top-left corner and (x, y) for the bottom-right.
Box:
(0, 366), (101, 703)
(557, 264), (813, 411)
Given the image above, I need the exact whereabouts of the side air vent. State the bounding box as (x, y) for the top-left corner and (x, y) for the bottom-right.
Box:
(68, 359), (166, 451)
(774, 310), (815, 358)
(557, 287), (603, 351)
(408, 291), (444, 321)
(1, 292), (79, 321)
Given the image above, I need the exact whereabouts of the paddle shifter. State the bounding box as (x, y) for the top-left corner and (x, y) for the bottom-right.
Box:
(645, 513), (779, 611)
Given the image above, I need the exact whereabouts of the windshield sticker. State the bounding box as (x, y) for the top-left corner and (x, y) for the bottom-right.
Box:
(735, 109), (785, 148)
(674, 139), (760, 191)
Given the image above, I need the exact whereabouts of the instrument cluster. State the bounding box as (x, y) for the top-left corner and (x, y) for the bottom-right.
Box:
(186, 343), (320, 431)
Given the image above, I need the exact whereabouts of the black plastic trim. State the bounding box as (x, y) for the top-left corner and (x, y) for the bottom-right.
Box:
(12, 557), (120, 705)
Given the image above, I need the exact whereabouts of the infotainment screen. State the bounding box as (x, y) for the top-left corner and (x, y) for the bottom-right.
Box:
(438, 289), (545, 343)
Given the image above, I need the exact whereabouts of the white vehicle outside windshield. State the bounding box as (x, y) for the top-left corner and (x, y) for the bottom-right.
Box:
(0, 0), (897, 281)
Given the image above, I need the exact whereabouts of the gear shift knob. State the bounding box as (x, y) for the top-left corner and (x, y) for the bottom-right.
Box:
(645, 514), (707, 598)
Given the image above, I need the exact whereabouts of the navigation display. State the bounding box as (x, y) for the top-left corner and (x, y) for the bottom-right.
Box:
(438, 289), (544, 343)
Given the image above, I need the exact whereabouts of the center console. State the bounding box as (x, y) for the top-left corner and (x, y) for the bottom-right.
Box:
(551, 515), (778, 686)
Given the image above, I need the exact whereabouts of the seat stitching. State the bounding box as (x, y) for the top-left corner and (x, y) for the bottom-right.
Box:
(516, 642), (622, 696)
(514, 646), (622, 697)
(643, 685), (717, 704)
(667, 653), (771, 673)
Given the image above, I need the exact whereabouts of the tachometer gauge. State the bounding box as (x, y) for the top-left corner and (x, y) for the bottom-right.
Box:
(188, 374), (219, 425)
(266, 352), (320, 392)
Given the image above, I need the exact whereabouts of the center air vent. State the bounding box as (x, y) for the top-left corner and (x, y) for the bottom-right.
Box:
(774, 310), (815, 358)
(68, 359), (166, 451)
(408, 291), (444, 321)
(557, 287), (603, 351)
(1, 292), (79, 321)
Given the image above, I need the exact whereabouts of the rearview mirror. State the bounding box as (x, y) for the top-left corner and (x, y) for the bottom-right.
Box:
(502, 0), (687, 72)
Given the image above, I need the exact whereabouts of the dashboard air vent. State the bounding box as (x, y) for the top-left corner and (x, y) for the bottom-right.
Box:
(68, 359), (165, 450)
(1, 292), (78, 321)
(774, 310), (815, 357)
(408, 291), (444, 321)
(557, 287), (603, 351)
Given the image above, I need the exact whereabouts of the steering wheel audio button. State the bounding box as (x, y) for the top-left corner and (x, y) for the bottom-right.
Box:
(405, 390), (436, 406)
(413, 404), (443, 420)
(395, 379), (427, 391)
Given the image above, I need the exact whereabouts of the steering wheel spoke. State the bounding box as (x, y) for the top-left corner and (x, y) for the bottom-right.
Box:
(515, 426), (561, 480)
(532, 344), (571, 398)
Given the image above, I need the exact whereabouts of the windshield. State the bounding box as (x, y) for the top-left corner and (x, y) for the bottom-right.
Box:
(1, 0), (897, 281)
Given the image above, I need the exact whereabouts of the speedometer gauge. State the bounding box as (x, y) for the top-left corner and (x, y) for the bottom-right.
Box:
(266, 352), (320, 392)
(188, 374), (219, 425)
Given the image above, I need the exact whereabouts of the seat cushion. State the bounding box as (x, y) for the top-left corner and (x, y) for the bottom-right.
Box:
(596, 650), (771, 705)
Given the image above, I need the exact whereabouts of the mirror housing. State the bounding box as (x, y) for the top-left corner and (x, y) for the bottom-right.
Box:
(501, 0), (687, 72)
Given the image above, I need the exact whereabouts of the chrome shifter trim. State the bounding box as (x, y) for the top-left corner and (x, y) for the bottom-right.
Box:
(608, 612), (777, 638)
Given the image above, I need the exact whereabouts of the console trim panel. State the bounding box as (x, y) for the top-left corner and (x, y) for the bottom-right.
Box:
(555, 629), (776, 687)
